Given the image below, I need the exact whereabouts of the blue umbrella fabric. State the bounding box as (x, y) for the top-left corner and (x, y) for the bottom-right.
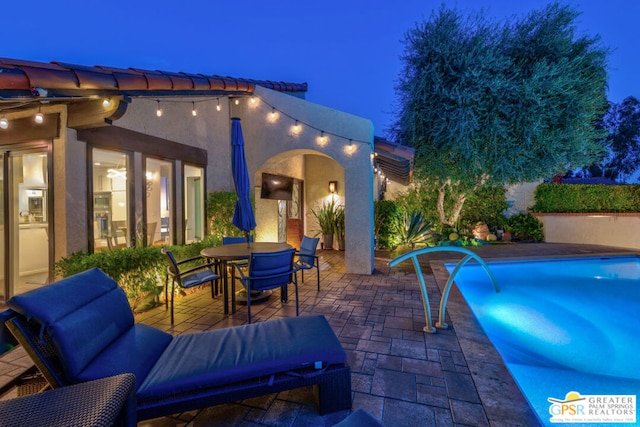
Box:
(231, 117), (256, 244)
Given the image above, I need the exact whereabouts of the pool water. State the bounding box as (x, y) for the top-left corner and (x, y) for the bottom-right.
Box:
(447, 256), (640, 426)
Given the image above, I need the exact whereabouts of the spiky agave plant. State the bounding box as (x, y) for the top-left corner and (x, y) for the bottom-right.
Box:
(396, 211), (434, 249)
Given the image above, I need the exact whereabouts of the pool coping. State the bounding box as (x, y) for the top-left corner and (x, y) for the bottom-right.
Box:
(429, 252), (639, 426)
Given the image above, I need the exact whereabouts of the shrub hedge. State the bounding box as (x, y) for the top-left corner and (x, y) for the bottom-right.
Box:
(531, 183), (640, 213)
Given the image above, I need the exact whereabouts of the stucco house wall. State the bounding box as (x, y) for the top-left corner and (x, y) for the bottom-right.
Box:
(80, 86), (375, 274)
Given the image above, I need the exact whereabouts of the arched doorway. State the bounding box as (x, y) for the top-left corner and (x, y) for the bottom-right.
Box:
(254, 150), (344, 251)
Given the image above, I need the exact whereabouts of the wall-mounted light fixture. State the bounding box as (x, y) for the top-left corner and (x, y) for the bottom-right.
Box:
(329, 181), (337, 194)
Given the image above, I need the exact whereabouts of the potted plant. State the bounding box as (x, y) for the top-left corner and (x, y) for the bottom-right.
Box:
(312, 199), (337, 249)
(334, 205), (345, 250)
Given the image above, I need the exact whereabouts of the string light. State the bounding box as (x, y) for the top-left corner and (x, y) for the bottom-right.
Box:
(0, 117), (7, 129)
(34, 106), (44, 124)
(102, 98), (112, 108)
(317, 131), (328, 146)
(292, 120), (301, 134)
(136, 94), (372, 148)
(191, 102), (197, 117)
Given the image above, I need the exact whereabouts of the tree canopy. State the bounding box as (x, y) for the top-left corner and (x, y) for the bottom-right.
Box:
(601, 96), (640, 182)
(391, 2), (609, 225)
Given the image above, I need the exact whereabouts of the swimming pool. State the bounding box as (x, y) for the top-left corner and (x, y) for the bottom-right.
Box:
(447, 255), (640, 426)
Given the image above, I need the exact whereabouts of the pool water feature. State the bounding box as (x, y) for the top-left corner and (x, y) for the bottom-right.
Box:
(447, 256), (640, 426)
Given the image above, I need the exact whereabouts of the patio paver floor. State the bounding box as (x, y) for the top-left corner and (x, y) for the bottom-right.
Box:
(3, 242), (634, 426)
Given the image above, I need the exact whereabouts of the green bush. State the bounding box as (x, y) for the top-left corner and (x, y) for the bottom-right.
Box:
(54, 236), (223, 312)
(393, 183), (508, 234)
(531, 183), (640, 213)
(54, 246), (165, 311)
(506, 213), (544, 242)
(374, 200), (403, 248)
(207, 190), (245, 239)
(459, 186), (508, 230)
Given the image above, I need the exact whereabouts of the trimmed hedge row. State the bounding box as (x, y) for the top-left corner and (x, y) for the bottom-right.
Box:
(531, 183), (640, 213)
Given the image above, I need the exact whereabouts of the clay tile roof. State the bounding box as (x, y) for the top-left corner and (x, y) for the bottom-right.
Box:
(0, 58), (307, 99)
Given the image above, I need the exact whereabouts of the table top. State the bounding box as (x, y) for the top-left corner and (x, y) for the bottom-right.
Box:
(200, 242), (292, 261)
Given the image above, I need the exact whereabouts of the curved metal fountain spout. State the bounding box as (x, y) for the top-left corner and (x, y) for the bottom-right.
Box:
(388, 247), (499, 333)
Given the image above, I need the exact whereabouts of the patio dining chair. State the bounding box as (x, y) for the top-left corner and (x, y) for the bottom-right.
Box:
(233, 248), (298, 323)
(295, 235), (321, 291)
(161, 248), (220, 324)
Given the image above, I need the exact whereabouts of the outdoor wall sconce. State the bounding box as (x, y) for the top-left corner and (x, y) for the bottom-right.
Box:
(329, 181), (337, 194)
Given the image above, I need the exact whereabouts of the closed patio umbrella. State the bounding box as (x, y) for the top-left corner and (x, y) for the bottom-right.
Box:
(231, 117), (256, 246)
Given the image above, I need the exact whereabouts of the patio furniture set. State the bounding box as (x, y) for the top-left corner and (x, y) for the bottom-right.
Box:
(0, 236), (359, 426)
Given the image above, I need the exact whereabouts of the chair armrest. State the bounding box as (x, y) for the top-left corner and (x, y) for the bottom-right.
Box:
(176, 255), (209, 266)
(232, 263), (248, 280)
(179, 262), (219, 277)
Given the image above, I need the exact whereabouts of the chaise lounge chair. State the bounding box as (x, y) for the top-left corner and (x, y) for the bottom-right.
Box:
(2, 268), (351, 422)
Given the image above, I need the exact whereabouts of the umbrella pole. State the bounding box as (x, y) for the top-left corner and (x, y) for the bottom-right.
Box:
(244, 230), (250, 247)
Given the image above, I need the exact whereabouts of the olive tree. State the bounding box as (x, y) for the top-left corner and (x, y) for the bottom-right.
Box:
(602, 96), (640, 182)
(391, 2), (609, 225)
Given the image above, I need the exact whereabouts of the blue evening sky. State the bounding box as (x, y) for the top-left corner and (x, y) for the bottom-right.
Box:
(2, 1), (637, 136)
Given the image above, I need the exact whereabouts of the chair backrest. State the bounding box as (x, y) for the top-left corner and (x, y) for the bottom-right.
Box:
(223, 235), (254, 245)
(298, 236), (320, 265)
(247, 249), (296, 291)
(161, 248), (180, 275)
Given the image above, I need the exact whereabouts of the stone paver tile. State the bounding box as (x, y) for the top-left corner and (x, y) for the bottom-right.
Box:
(376, 354), (402, 370)
(433, 406), (454, 427)
(417, 383), (449, 409)
(260, 399), (301, 426)
(186, 403), (249, 427)
(391, 338), (427, 359)
(443, 371), (481, 403)
(371, 369), (416, 401)
(449, 399), (490, 427)
(352, 392), (385, 420)
(356, 339), (390, 354)
(341, 324), (373, 340)
(382, 398), (437, 427)
(351, 372), (373, 393)
(402, 357), (443, 377)
(424, 332), (462, 352)
(383, 316), (414, 330)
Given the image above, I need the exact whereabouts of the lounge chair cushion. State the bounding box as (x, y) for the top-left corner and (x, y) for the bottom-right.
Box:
(138, 315), (346, 401)
(76, 324), (172, 384)
(7, 268), (136, 380)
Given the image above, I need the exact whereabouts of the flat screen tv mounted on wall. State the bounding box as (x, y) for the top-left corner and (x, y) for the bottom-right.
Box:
(260, 173), (293, 200)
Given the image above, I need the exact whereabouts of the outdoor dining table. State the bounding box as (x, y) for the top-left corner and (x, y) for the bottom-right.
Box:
(200, 242), (292, 314)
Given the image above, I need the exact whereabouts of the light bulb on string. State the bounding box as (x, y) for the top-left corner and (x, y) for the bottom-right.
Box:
(292, 120), (301, 134)
(317, 131), (328, 146)
(0, 117), (7, 129)
(216, 98), (221, 112)
(156, 100), (163, 117)
(191, 102), (197, 117)
(249, 95), (256, 105)
(102, 98), (112, 108)
(34, 106), (44, 124)
(269, 107), (278, 122)
(344, 139), (355, 154)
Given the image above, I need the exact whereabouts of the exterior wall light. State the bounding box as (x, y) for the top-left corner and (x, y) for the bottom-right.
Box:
(329, 181), (337, 194)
